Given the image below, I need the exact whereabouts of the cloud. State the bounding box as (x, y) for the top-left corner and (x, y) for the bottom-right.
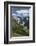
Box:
(12, 13), (21, 17)
(16, 10), (29, 17)
(12, 13), (16, 16)
(12, 9), (29, 17)
(21, 10), (28, 13)
(23, 13), (28, 17)
(16, 10), (28, 14)
(16, 10), (22, 14)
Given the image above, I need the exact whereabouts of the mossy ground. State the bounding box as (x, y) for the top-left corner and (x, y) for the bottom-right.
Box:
(11, 23), (29, 37)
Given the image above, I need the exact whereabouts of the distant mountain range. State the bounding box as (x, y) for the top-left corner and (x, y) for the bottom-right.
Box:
(10, 15), (29, 29)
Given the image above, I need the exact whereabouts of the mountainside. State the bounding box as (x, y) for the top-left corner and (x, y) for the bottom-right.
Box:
(10, 16), (29, 37)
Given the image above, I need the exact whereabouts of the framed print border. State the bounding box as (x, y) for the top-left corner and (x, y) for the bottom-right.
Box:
(4, 1), (35, 44)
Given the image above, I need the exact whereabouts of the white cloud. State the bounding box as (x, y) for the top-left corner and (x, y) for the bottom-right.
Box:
(12, 13), (16, 16)
(12, 9), (29, 17)
(16, 10), (29, 17)
(16, 10), (22, 14)
(12, 13), (21, 17)
(16, 10), (29, 14)
(21, 10), (28, 13)
(23, 13), (28, 17)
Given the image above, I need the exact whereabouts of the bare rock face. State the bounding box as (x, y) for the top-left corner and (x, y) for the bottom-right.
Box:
(10, 16), (17, 27)
(10, 16), (17, 37)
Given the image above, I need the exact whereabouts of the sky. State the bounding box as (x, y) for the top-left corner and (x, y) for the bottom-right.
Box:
(11, 7), (29, 18)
